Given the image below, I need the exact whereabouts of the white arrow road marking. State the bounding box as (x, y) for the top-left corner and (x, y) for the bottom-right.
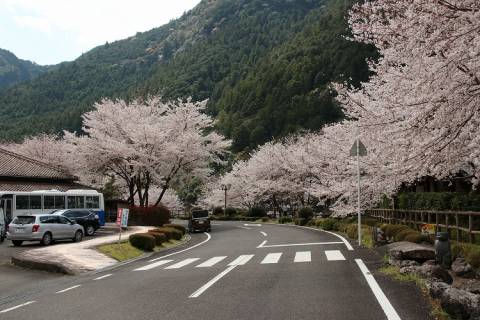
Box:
(56, 285), (81, 294)
(0, 301), (36, 314)
(93, 273), (113, 280)
(228, 254), (254, 266)
(237, 226), (251, 230)
(134, 260), (173, 271)
(261, 253), (282, 264)
(258, 241), (343, 248)
(355, 259), (401, 320)
(325, 250), (346, 261)
(260, 231), (267, 236)
(196, 256), (227, 268)
(294, 251), (311, 263)
(165, 258), (200, 269)
(189, 266), (237, 298)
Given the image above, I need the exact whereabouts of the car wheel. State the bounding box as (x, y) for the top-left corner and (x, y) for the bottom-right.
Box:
(85, 225), (95, 236)
(40, 232), (52, 246)
(12, 240), (23, 246)
(73, 230), (83, 243)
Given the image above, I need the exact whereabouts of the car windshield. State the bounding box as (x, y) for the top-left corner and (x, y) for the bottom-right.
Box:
(12, 216), (36, 224)
(192, 210), (208, 219)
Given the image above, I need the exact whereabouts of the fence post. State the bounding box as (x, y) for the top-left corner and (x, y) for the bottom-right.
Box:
(469, 214), (474, 243)
(436, 212), (439, 233)
(455, 214), (460, 242)
(428, 212), (431, 224)
(445, 213), (450, 238)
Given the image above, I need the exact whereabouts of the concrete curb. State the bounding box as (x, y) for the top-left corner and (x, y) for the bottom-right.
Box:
(11, 255), (75, 275)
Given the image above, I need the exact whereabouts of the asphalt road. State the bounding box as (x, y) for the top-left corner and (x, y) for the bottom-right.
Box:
(0, 222), (432, 320)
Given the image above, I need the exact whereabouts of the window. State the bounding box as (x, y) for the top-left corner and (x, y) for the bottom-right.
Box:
(54, 196), (65, 209)
(67, 196), (84, 209)
(13, 216), (36, 224)
(15, 196), (29, 210)
(44, 196), (55, 209)
(86, 196), (99, 209)
(40, 216), (56, 224)
(30, 196), (41, 209)
(58, 216), (71, 224)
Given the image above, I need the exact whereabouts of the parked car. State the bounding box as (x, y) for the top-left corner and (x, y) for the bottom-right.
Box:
(51, 209), (100, 236)
(0, 208), (6, 242)
(188, 209), (211, 233)
(7, 214), (84, 246)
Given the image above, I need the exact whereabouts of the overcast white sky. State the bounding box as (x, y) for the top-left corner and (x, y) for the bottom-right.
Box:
(0, 0), (201, 65)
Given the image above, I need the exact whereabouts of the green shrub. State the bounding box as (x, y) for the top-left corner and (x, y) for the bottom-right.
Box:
(249, 206), (267, 217)
(384, 224), (409, 238)
(261, 217), (270, 222)
(346, 224), (358, 239)
(394, 229), (417, 242)
(225, 207), (237, 217)
(333, 221), (348, 233)
(403, 232), (424, 244)
(279, 217), (293, 224)
(128, 205), (170, 227)
(147, 231), (167, 245)
(149, 228), (173, 240)
(156, 227), (182, 240)
(163, 224), (186, 235)
(452, 242), (480, 270)
(129, 233), (155, 251)
(319, 218), (337, 231)
(294, 218), (308, 226)
(467, 250), (480, 269)
(298, 207), (314, 220)
(213, 206), (224, 215)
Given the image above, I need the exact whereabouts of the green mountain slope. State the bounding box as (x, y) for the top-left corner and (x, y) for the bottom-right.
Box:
(0, 49), (49, 88)
(0, 0), (376, 152)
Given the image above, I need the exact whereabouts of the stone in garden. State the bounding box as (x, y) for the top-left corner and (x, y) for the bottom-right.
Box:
(457, 279), (480, 295)
(387, 241), (436, 262)
(417, 264), (453, 284)
(428, 281), (480, 319)
(399, 260), (420, 268)
(451, 258), (475, 278)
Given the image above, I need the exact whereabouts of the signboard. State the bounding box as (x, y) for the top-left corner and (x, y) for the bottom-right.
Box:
(116, 208), (123, 226)
(421, 223), (435, 235)
(350, 139), (367, 156)
(116, 208), (129, 228)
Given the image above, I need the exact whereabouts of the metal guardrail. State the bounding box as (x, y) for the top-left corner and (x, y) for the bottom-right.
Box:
(367, 208), (480, 243)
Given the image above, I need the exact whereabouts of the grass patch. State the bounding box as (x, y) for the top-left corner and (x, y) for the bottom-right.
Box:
(97, 241), (144, 262)
(379, 265), (451, 320)
(154, 236), (188, 252)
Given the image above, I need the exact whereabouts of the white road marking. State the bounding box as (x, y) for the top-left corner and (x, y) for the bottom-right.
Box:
(294, 225), (354, 251)
(0, 301), (36, 314)
(134, 260), (173, 271)
(56, 285), (81, 294)
(325, 250), (346, 261)
(149, 232), (211, 262)
(294, 251), (311, 263)
(189, 266), (237, 298)
(258, 241), (343, 248)
(228, 254), (254, 266)
(261, 253), (282, 264)
(257, 240), (267, 248)
(196, 256), (227, 268)
(355, 259), (401, 320)
(93, 273), (113, 280)
(237, 226), (251, 230)
(260, 231), (267, 236)
(165, 258), (200, 269)
(244, 224), (262, 227)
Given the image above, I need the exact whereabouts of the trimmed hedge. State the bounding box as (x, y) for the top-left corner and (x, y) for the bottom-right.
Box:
(294, 218), (308, 226)
(147, 231), (167, 245)
(163, 224), (186, 235)
(248, 206), (267, 217)
(128, 205), (170, 227)
(129, 233), (155, 251)
(153, 227), (183, 240)
(279, 217), (293, 224)
(379, 192), (480, 211)
(298, 207), (314, 220)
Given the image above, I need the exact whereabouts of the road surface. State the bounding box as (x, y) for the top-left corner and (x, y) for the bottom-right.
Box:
(0, 221), (431, 319)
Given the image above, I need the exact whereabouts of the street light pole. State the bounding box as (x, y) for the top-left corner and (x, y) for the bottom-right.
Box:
(221, 184), (231, 216)
(356, 135), (361, 246)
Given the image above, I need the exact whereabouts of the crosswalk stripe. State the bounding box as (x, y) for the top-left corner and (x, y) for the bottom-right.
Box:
(165, 258), (200, 269)
(294, 251), (311, 263)
(228, 254), (254, 266)
(196, 256), (227, 268)
(134, 260), (173, 271)
(325, 250), (346, 261)
(261, 253), (282, 264)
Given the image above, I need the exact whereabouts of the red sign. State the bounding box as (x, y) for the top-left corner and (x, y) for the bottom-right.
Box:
(116, 208), (123, 226)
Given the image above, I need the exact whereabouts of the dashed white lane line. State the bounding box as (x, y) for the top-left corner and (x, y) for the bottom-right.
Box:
(0, 301), (36, 314)
(294, 251), (311, 263)
(93, 274), (113, 280)
(228, 254), (254, 266)
(56, 285), (81, 294)
(260, 231), (267, 237)
(237, 226), (252, 230)
(165, 258), (200, 269)
(258, 241), (343, 248)
(189, 266), (237, 298)
(196, 256), (227, 268)
(261, 252), (282, 264)
(134, 260), (173, 271)
(325, 250), (346, 261)
(149, 232), (211, 262)
(355, 259), (401, 320)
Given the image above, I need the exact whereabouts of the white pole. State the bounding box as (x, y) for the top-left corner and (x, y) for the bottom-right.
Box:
(357, 134), (362, 246)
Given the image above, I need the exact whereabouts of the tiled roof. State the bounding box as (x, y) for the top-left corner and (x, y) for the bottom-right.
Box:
(0, 148), (75, 181)
(0, 180), (88, 192)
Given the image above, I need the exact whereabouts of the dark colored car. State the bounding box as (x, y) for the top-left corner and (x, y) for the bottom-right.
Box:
(188, 210), (211, 233)
(52, 209), (100, 236)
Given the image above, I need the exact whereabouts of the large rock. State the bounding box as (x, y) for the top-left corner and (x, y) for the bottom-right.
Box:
(456, 279), (480, 295)
(400, 264), (453, 284)
(387, 241), (436, 262)
(452, 258), (475, 278)
(427, 281), (480, 319)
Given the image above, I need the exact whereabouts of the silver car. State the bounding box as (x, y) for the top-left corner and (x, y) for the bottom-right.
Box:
(7, 214), (84, 246)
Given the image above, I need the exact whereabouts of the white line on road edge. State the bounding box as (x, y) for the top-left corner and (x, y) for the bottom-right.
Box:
(291, 225), (354, 251)
(93, 274), (113, 280)
(355, 259), (401, 320)
(189, 265), (237, 298)
(260, 231), (267, 237)
(56, 285), (81, 294)
(258, 241), (343, 248)
(0, 301), (36, 314)
(149, 232), (211, 262)
(237, 226), (252, 230)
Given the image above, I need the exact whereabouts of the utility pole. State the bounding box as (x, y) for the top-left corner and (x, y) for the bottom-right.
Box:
(221, 184), (231, 215)
(350, 130), (367, 246)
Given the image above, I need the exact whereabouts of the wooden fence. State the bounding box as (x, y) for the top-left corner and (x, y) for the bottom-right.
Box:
(366, 208), (480, 243)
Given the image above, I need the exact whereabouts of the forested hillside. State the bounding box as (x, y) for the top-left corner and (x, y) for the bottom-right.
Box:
(0, 49), (49, 88)
(0, 0), (376, 152)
